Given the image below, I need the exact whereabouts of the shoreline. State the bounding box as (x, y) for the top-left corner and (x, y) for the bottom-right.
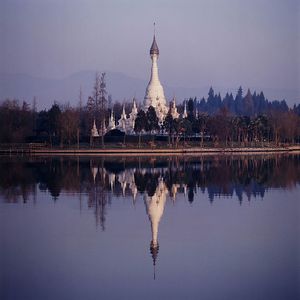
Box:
(1, 145), (300, 156)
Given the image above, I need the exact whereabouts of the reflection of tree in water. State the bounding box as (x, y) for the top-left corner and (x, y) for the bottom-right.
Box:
(1, 154), (299, 207)
(88, 161), (108, 231)
(38, 158), (64, 200)
(1, 154), (300, 278)
(0, 158), (37, 203)
(135, 171), (160, 196)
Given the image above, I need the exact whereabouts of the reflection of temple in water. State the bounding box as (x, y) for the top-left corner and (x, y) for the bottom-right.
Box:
(3, 154), (300, 207)
(144, 177), (168, 279)
(1, 155), (300, 278)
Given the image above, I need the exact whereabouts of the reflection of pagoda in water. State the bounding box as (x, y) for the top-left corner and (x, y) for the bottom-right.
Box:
(2, 155), (299, 279)
(89, 157), (272, 215)
(144, 178), (168, 279)
(3, 155), (298, 206)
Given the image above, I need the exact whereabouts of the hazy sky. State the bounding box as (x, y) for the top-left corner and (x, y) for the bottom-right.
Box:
(1, 0), (299, 97)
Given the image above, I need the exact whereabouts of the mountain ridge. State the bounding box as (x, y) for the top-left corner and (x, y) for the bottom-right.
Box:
(0, 71), (298, 110)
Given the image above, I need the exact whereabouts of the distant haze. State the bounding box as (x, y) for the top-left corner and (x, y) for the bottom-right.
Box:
(0, 0), (299, 107)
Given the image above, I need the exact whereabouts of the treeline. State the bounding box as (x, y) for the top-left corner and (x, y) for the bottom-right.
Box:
(0, 78), (299, 145)
(159, 99), (300, 147)
(0, 72), (109, 145)
(1, 155), (300, 204)
(191, 86), (293, 116)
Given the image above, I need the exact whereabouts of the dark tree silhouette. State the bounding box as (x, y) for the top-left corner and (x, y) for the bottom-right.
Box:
(146, 106), (159, 138)
(134, 109), (147, 147)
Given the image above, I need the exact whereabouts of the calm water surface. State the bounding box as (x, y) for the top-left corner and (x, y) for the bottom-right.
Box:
(1, 154), (299, 300)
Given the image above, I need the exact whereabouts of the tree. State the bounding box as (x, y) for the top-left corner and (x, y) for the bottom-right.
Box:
(178, 118), (192, 146)
(243, 89), (254, 116)
(79, 86), (83, 110)
(93, 73), (101, 113)
(48, 103), (61, 145)
(206, 108), (231, 146)
(0, 99), (35, 143)
(89, 72), (108, 147)
(231, 116), (241, 145)
(163, 112), (176, 146)
(280, 111), (299, 144)
(112, 101), (123, 121)
(59, 106), (80, 146)
(268, 110), (282, 145)
(207, 87), (215, 115)
(235, 86), (243, 115)
(87, 95), (96, 132)
(197, 113), (208, 147)
(187, 98), (194, 117)
(208, 87), (214, 99)
(240, 116), (251, 145)
(258, 115), (271, 144)
(134, 110), (147, 147)
(146, 106), (159, 138)
(199, 97), (206, 112)
(98, 73), (108, 147)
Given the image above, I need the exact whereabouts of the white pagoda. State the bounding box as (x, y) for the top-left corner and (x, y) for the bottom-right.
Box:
(170, 97), (180, 119)
(144, 29), (168, 123)
(91, 119), (99, 137)
(107, 109), (116, 131)
(116, 98), (138, 134)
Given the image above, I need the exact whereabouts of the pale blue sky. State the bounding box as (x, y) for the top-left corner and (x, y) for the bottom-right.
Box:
(1, 0), (299, 99)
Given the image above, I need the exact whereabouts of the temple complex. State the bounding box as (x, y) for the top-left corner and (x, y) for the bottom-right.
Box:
(91, 27), (185, 137)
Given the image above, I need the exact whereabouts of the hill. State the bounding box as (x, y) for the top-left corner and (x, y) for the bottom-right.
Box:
(0, 71), (298, 110)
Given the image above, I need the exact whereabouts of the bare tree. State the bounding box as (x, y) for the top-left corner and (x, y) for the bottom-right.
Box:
(98, 73), (107, 147)
(94, 73), (101, 111)
(59, 105), (80, 147)
(79, 85), (83, 111)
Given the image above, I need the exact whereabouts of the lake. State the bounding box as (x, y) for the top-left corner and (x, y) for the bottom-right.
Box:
(1, 154), (299, 300)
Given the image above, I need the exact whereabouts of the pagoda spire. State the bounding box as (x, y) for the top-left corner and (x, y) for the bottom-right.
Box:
(150, 241), (159, 280)
(91, 119), (99, 137)
(144, 24), (168, 121)
(183, 102), (188, 118)
(150, 22), (159, 56)
(120, 104), (127, 121)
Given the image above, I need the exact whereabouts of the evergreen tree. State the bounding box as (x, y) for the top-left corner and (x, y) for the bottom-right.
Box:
(197, 113), (208, 147)
(146, 106), (159, 135)
(258, 91), (267, 113)
(235, 86), (243, 115)
(163, 112), (176, 146)
(207, 87), (215, 114)
(48, 103), (61, 145)
(228, 93), (235, 114)
(223, 92), (230, 109)
(187, 98), (194, 116)
(199, 97), (206, 112)
(244, 89), (254, 116)
(208, 87), (214, 99)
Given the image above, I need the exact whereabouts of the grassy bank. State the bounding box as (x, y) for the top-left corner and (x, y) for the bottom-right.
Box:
(1, 143), (300, 156)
